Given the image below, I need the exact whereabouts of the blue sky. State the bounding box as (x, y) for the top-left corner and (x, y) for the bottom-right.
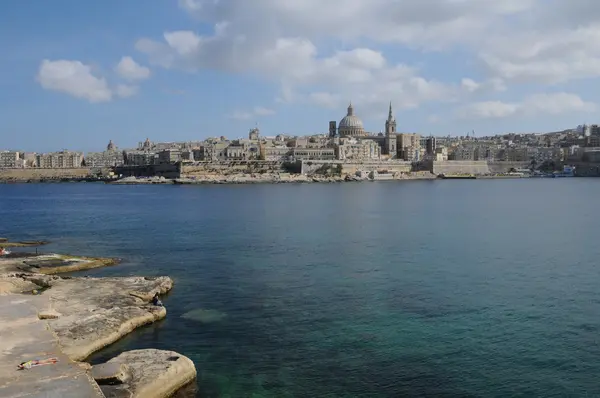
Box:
(0, 0), (598, 152)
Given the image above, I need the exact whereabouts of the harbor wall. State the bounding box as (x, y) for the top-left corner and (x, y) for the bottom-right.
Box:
(181, 161), (290, 177)
(300, 160), (412, 175)
(0, 168), (93, 181)
(431, 161), (530, 175)
(115, 164), (180, 178)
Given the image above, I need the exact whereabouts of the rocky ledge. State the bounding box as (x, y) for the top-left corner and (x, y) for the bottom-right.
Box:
(22, 273), (173, 361)
(0, 252), (120, 276)
(0, 245), (196, 398)
(111, 171), (437, 185)
(92, 349), (197, 398)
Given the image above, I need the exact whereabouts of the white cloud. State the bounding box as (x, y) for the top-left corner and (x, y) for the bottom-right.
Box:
(458, 93), (596, 120)
(176, 0), (534, 50)
(37, 59), (148, 103)
(115, 56), (150, 80)
(115, 84), (138, 98)
(137, 31), (458, 115)
(37, 59), (112, 103)
(229, 106), (276, 120)
(460, 78), (506, 94)
(133, 0), (600, 126)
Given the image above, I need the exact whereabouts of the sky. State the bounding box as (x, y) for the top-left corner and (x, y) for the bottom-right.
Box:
(1, 0), (599, 152)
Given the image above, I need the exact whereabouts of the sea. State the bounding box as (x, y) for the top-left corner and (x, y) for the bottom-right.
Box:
(1, 179), (599, 398)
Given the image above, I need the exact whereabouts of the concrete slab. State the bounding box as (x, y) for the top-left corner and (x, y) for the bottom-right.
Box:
(0, 295), (104, 398)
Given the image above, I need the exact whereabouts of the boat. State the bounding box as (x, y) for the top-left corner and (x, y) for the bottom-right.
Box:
(439, 174), (476, 179)
(553, 166), (575, 178)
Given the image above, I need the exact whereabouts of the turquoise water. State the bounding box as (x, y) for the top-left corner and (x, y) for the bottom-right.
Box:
(1, 180), (599, 397)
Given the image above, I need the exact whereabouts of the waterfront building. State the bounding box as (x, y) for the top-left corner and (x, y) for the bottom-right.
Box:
(181, 149), (194, 162)
(0, 151), (24, 168)
(584, 134), (600, 147)
(397, 133), (421, 161)
(474, 145), (499, 161)
(85, 140), (125, 168)
(449, 146), (475, 161)
(36, 151), (83, 168)
(435, 147), (448, 161)
(261, 144), (290, 161)
(290, 148), (335, 161)
(335, 138), (381, 161)
(426, 137), (436, 156)
(124, 150), (157, 166)
(224, 140), (261, 160)
(527, 147), (563, 163)
(157, 149), (182, 164)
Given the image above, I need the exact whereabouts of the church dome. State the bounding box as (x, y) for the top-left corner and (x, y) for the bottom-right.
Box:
(338, 102), (366, 137)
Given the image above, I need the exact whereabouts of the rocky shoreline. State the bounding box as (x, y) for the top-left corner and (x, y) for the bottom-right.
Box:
(110, 172), (438, 185)
(0, 241), (196, 398)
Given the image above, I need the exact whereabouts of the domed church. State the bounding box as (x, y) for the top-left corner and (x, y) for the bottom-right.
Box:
(329, 101), (398, 157)
(338, 102), (367, 137)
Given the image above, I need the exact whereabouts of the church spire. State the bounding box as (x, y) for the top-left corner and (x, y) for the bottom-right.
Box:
(385, 101), (396, 136)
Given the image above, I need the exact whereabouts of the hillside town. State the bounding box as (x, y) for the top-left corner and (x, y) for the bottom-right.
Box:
(1, 103), (600, 179)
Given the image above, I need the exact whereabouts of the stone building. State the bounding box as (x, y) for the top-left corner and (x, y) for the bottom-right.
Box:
(397, 133), (421, 161)
(336, 138), (381, 161)
(157, 149), (182, 164)
(36, 151), (83, 168)
(85, 140), (125, 167)
(124, 150), (157, 166)
(224, 140), (260, 160)
(0, 151), (23, 168)
(335, 102), (398, 157)
(449, 146), (475, 161)
(338, 103), (367, 137)
(290, 148), (335, 160)
(261, 145), (290, 161)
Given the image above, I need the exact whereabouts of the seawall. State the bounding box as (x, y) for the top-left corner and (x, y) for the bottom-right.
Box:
(181, 161), (290, 177)
(0, 168), (93, 181)
(430, 161), (530, 175)
(300, 160), (412, 175)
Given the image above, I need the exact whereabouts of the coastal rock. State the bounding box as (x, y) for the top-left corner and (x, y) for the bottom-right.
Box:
(97, 349), (197, 398)
(0, 253), (119, 275)
(38, 308), (62, 319)
(0, 275), (41, 295)
(92, 362), (131, 384)
(0, 295), (105, 398)
(25, 275), (173, 361)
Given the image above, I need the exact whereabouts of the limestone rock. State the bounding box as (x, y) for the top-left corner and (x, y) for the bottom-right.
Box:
(98, 349), (196, 398)
(78, 362), (93, 371)
(92, 362), (131, 385)
(38, 308), (62, 319)
(32, 275), (173, 361)
(0, 275), (41, 294)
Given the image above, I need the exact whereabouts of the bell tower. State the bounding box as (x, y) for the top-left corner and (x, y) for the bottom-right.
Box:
(385, 102), (397, 157)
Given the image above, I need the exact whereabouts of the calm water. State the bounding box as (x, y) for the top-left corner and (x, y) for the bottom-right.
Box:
(1, 180), (600, 397)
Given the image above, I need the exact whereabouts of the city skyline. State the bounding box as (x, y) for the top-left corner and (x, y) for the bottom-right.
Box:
(1, 0), (599, 152)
